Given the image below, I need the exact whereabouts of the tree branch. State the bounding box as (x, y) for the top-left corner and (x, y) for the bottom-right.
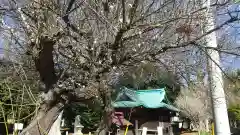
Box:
(66, 0), (76, 13)
(128, 0), (139, 24)
(121, 0), (126, 24)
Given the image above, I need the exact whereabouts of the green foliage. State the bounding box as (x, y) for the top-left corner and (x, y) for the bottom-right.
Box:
(63, 103), (102, 133)
(0, 78), (38, 124)
(0, 60), (39, 125)
(228, 105), (240, 120)
(116, 63), (181, 102)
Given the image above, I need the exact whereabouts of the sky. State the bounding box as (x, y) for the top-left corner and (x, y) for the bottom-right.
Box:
(216, 4), (240, 70)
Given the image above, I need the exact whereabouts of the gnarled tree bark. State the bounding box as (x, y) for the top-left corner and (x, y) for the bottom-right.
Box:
(20, 103), (63, 135)
(20, 36), (63, 135)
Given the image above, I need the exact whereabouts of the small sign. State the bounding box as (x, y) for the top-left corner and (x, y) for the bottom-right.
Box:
(14, 123), (24, 130)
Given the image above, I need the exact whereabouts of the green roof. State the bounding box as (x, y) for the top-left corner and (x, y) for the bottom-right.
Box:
(112, 87), (179, 112)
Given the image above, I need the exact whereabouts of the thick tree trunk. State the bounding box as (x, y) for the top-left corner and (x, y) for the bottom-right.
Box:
(96, 109), (112, 135)
(20, 35), (64, 135)
(20, 103), (63, 135)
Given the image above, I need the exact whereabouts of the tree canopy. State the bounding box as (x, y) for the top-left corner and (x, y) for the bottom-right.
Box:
(0, 0), (240, 134)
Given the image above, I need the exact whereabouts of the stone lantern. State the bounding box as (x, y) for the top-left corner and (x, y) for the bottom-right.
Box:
(74, 115), (84, 135)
